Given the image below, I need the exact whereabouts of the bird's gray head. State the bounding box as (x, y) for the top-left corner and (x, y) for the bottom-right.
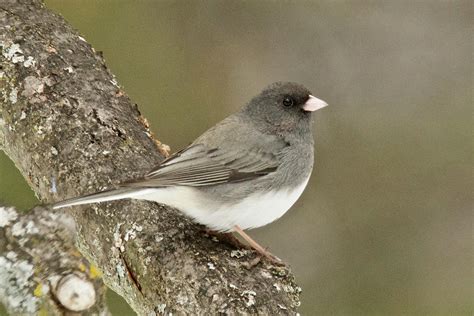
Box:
(242, 82), (328, 137)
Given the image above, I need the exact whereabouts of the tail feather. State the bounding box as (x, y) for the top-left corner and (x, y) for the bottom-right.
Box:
(52, 187), (141, 209)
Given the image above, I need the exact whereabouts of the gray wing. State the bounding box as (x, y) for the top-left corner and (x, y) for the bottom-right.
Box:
(122, 143), (280, 188)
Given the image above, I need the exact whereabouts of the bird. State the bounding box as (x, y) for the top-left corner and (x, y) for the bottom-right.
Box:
(52, 82), (328, 260)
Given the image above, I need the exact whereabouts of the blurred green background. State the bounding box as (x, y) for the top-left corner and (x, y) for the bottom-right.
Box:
(0, 1), (471, 315)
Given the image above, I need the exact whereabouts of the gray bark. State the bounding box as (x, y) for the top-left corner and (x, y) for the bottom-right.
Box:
(0, 1), (302, 314)
(0, 205), (109, 315)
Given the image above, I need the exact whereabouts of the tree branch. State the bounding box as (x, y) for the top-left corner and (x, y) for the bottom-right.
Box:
(0, 205), (108, 315)
(0, 0), (301, 314)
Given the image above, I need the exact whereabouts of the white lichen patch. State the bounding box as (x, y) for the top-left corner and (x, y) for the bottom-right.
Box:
(12, 55), (25, 64)
(51, 146), (58, 156)
(277, 304), (288, 310)
(1, 42), (36, 68)
(116, 264), (126, 279)
(155, 234), (164, 243)
(63, 66), (74, 73)
(133, 223), (143, 232)
(42, 76), (54, 87)
(11, 220), (39, 237)
(0, 206), (18, 227)
(176, 293), (188, 305)
(50, 176), (57, 194)
(0, 256), (38, 313)
(9, 88), (18, 104)
(6, 251), (17, 261)
(282, 284), (302, 295)
(113, 223), (125, 252)
(22, 76), (44, 97)
(51, 212), (76, 234)
(207, 262), (216, 270)
(230, 249), (249, 258)
(241, 290), (256, 307)
(219, 302), (228, 311)
(260, 271), (272, 279)
(144, 257), (152, 266)
(156, 303), (166, 314)
(229, 283), (238, 290)
(273, 283), (281, 292)
(46, 46), (58, 54)
(124, 223), (143, 241)
(23, 56), (36, 68)
(2, 43), (22, 60)
(36, 125), (44, 135)
(126, 226), (139, 238)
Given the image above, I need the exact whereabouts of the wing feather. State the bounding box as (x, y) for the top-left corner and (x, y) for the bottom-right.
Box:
(123, 144), (279, 188)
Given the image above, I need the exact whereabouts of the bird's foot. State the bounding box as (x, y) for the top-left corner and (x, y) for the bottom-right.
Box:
(203, 228), (248, 249)
(202, 226), (286, 267)
(233, 225), (286, 267)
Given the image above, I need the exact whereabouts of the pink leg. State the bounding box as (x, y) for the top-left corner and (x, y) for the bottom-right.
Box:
(233, 225), (282, 263)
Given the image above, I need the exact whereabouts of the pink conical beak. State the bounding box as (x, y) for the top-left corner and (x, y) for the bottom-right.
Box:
(302, 95), (328, 112)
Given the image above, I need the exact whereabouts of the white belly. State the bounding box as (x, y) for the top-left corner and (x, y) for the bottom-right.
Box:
(137, 176), (310, 232)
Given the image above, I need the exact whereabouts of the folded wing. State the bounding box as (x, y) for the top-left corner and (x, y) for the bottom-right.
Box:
(122, 144), (279, 188)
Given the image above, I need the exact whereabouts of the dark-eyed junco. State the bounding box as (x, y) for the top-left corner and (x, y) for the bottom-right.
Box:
(53, 82), (328, 259)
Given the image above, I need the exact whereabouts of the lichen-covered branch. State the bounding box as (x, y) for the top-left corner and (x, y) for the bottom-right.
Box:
(0, 1), (301, 314)
(0, 205), (108, 315)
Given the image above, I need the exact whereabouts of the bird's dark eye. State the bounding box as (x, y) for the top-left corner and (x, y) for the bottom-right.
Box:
(283, 97), (294, 107)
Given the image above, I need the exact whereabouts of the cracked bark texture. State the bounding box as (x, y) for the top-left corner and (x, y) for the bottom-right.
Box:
(0, 205), (108, 315)
(0, 1), (302, 314)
